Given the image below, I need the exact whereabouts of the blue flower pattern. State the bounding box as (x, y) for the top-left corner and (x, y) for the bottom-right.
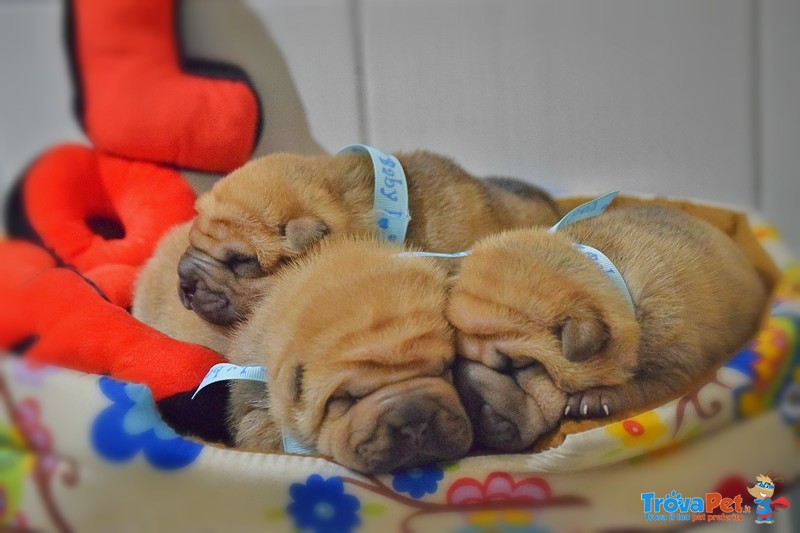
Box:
(391, 465), (444, 498)
(287, 474), (360, 533)
(91, 377), (203, 470)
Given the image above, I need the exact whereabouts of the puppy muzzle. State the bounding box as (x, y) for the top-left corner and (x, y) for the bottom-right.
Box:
(177, 248), (240, 326)
(343, 378), (473, 473)
(453, 358), (560, 453)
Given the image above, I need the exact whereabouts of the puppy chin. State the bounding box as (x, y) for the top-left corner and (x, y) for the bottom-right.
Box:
(319, 378), (473, 474)
(453, 359), (566, 453)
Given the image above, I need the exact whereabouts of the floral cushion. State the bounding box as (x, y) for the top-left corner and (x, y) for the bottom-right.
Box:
(1, 202), (797, 531)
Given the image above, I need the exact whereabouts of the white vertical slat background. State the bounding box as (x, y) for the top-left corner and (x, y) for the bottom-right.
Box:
(0, 0), (87, 205)
(0, 0), (797, 250)
(360, 0), (758, 205)
(759, 0), (800, 252)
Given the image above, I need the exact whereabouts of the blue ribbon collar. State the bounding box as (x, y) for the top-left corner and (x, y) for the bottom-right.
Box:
(193, 363), (315, 455)
(339, 144), (411, 243)
(549, 192), (635, 313)
(399, 191), (634, 315)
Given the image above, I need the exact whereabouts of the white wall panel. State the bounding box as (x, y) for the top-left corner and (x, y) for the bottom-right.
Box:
(759, 0), (800, 253)
(0, 1), (87, 220)
(359, 0), (757, 206)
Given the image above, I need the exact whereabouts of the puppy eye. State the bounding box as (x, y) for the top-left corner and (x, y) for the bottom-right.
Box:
(264, 255), (295, 276)
(325, 394), (359, 418)
(441, 365), (454, 381)
(493, 352), (543, 375)
(493, 351), (514, 374)
(275, 255), (294, 269)
(226, 254), (257, 267)
(513, 359), (544, 373)
(226, 255), (261, 275)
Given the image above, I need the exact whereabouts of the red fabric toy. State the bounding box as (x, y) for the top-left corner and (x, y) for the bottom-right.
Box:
(22, 144), (196, 271)
(0, 241), (56, 349)
(0, 245), (230, 442)
(18, 144), (196, 306)
(1, 0), (266, 443)
(67, 0), (261, 172)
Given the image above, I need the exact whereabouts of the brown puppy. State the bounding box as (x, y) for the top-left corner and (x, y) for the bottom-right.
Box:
(227, 236), (473, 473)
(132, 222), (231, 354)
(178, 150), (559, 326)
(447, 204), (768, 453)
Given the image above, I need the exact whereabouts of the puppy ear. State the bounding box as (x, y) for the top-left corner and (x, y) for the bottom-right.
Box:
(561, 311), (609, 362)
(285, 216), (329, 251)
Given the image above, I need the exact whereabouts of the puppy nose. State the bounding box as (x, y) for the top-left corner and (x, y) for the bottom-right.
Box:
(477, 404), (523, 452)
(178, 280), (195, 309)
(385, 399), (432, 437)
(177, 256), (196, 305)
(453, 358), (528, 452)
(362, 393), (472, 472)
(395, 418), (429, 446)
(177, 251), (196, 279)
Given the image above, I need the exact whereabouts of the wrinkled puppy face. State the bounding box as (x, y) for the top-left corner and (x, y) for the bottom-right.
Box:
(296, 362), (472, 474)
(178, 154), (344, 325)
(447, 230), (639, 452)
(256, 241), (474, 473)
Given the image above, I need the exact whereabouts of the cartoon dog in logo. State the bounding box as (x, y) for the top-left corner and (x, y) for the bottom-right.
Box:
(746, 473), (791, 524)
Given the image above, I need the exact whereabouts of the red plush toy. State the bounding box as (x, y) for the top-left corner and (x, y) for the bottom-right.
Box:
(18, 144), (197, 307)
(66, 0), (261, 172)
(0, 242), (230, 442)
(1, 0), (266, 443)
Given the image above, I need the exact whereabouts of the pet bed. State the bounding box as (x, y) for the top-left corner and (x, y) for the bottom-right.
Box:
(1, 195), (797, 532)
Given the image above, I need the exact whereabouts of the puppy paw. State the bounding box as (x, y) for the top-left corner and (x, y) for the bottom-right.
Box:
(565, 389), (615, 419)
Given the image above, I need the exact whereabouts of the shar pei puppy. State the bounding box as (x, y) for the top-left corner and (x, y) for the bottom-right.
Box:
(447, 204), (767, 453)
(226, 236), (473, 473)
(135, 149), (558, 331)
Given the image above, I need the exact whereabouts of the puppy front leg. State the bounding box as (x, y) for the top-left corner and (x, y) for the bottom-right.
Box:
(228, 380), (282, 451)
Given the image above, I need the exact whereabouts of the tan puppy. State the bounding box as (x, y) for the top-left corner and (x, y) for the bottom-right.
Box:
(132, 222), (231, 354)
(177, 150), (559, 326)
(447, 205), (768, 453)
(227, 236), (473, 473)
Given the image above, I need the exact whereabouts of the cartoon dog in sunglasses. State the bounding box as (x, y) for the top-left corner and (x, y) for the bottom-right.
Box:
(746, 473), (791, 525)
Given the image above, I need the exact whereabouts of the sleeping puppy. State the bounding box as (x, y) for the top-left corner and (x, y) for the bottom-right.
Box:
(132, 221), (231, 354)
(227, 236), (473, 473)
(447, 204), (768, 453)
(177, 150), (559, 326)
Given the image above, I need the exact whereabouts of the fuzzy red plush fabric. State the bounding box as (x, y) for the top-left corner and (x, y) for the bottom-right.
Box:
(22, 144), (196, 274)
(0, 238), (139, 310)
(67, 0), (260, 172)
(83, 263), (140, 309)
(0, 241), (56, 349)
(0, 254), (230, 442)
(10, 269), (223, 399)
(1, 0), (265, 443)
(0, 240), (56, 286)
